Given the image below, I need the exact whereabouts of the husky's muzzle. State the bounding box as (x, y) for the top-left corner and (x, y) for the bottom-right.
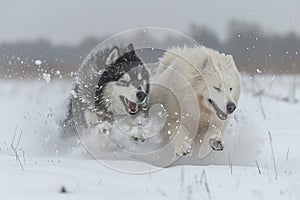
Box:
(120, 91), (148, 115)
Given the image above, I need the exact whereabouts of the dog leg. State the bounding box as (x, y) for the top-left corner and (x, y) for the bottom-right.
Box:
(209, 137), (224, 151)
(97, 121), (113, 134)
(130, 127), (146, 144)
(84, 110), (112, 135)
(84, 110), (99, 126)
(175, 141), (192, 157)
(198, 126), (225, 158)
(174, 125), (193, 157)
(130, 135), (146, 144)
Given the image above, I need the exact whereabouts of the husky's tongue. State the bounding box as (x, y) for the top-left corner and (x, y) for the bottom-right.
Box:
(128, 101), (138, 114)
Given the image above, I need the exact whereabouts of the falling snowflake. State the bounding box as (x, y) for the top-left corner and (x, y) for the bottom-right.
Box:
(35, 59), (42, 65)
(42, 73), (51, 83)
(71, 90), (78, 98)
(256, 69), (262, 74)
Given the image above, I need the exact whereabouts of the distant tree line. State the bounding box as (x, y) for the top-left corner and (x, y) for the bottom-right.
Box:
(0, 20), (299, 79)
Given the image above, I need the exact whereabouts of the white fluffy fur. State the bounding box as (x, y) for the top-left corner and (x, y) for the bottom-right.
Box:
(152, 45), (241, 158)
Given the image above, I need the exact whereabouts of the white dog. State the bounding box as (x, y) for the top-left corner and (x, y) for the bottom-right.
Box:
(151, 45), (241, 158)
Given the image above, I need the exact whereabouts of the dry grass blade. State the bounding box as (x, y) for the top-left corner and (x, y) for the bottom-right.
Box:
(10, 126), (24, 170)
(200, 169), (211, 200)
(180, 166), (185, 190)
(259, 96), (266, 120)
(286, 147), (289, 161)
(268, 131), (277, 180)
(255, 160), (261, 174)
(228, 153), (233, 175)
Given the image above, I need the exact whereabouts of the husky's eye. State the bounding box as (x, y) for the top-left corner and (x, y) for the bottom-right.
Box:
(213, 86), (221, 92)
(229, 87), (233, 91)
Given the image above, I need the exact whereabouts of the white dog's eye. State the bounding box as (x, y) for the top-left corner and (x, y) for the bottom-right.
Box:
(213, 86), (221, 92)
(229, 87), (233, 91)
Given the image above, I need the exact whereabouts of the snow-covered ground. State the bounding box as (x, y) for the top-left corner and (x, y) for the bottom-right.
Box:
(0, 75), (299, 199)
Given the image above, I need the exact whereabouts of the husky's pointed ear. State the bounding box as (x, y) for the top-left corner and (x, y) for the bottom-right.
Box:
(105, 46), (120, 65)
(125, 43), (136, 54)
(202, 56), (212, 70)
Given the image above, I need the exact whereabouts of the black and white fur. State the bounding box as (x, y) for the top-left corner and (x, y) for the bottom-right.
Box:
(85, 44), (150, 135)
(60, 44), (150, 141)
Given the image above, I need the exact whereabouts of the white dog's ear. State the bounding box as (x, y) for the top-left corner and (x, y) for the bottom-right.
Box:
(105, 46), (120, 65)
(202, 56), (213, 70)
(226, 54), (233, 60)
(226, 55), (233, 64)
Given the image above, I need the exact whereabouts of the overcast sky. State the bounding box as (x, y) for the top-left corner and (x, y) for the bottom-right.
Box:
(0, 0), (299, 45)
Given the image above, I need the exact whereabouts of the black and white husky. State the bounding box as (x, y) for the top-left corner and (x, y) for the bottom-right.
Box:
(86, 44), (150, 134)
(61, 44), (150, 141)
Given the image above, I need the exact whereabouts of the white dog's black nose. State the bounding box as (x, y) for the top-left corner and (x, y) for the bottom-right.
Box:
(226, 102), (236, 114)
(136, 91), (146, 102)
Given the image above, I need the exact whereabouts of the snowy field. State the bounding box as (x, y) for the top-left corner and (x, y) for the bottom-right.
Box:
(0, 75), (299, 200)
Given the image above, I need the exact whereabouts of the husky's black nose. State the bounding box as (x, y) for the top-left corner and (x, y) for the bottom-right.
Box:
(226, 102), (236, 114)
(136, 91), (146, 102)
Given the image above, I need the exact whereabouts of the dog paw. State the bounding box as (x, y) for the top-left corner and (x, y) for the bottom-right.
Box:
(209, 138), (224, 151)
(175, 142), (192, 157)
(97, 121), (112, 134)
(130, 135), (146, 144)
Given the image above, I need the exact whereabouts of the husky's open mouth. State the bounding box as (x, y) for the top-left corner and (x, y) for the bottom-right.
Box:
(208, 99), (227, 120)
(120, 96), (139, 115)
